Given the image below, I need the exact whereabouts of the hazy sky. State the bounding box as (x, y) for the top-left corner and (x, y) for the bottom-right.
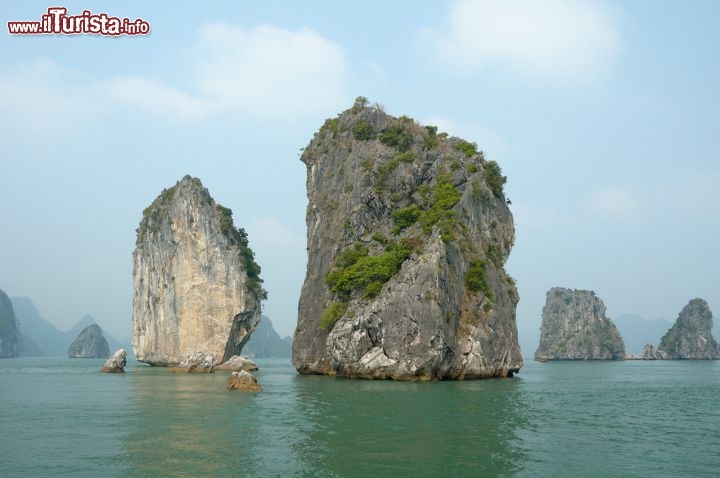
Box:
(1, 1), (718, 347)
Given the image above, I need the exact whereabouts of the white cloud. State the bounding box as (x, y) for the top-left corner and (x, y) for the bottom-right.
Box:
(586, 187), (640, 219)
(424, 0), (621, 83)
(192, 23), (350, 117)
(99, 23), (351, 121)
(0, 60), (99, 138)
(101, 76), (222, 121)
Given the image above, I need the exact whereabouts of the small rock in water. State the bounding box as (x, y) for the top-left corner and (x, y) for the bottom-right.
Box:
(100, 349), (127, 373)
(227, 370), (262, 392)
(216, 355), (259, 372)
(172, 351), (215, 373)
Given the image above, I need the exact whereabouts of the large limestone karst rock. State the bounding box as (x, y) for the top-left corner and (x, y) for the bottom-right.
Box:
(132, 176), (264, 367)
(657, 298), (718, 359)
(68, 323), (110, 358)
(0, 288), (21, 358)
(292, 98), (522, 380)
(535, 287), (625, 361)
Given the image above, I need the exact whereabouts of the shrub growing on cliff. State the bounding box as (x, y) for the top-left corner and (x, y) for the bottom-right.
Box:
(418, 179), (461, 241)
(320, 301), (348, 330)
(326, 240), (412, 302)
(454, 140), (479, 158)
(379, 124), (413, 152)
(374, 152), (417, 193)
(484, 160), (507, 197)
(392, 205), (422, 234)
(217, 205), (267, 300)
(465, 259), (493, 300)
(352, 120), (375, 141)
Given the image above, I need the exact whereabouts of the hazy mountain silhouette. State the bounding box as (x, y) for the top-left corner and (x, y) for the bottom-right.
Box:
(613, 314), (673, 355)
(11, 297), (131, 357)
(244, 316), (291, 358)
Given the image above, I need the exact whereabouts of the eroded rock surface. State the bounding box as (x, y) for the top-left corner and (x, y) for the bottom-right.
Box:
(292, 98), (522, 380)
(535, 287), (625, 360)
(657, 299), (718, 359)
(171, 351), (215, 373)
(101, 349), (127, 373)
(227, 370), (262, 392)
(216, 355), (258, 372)
(132, 176), (264, 367)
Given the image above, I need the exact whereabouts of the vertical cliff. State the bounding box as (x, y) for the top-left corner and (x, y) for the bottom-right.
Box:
(657, 299), (718, 359)
(68, 324), (110, 358)
(292, 98), (522, 380)
(0, 288), (20, 358)
(132, 176), (264, 366)
(534, 287), (625, 360)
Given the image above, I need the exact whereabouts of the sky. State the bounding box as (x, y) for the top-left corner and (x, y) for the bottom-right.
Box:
(1, 1), (718, 351)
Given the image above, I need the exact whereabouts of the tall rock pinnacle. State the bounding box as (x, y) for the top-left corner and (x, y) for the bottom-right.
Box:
(132, 176), (264, 366)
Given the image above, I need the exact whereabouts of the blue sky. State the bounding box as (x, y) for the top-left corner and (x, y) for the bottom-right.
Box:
(1, 1), (718, 351)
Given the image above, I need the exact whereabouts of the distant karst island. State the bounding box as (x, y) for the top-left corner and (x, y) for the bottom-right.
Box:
(535, 288), (719, 361)
(68, 323), (110, 358)
(535, 287), (625, 361)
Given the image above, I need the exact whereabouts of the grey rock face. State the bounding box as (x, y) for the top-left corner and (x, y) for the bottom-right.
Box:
(101, 349), (127, 373)
(68, 324), (110, 358)
(535, 288), (625, 360)
(173, 351), (215, 373)
(292, 98), (522, 380)
(0, 289), (20, 358)
(132, 176), (263, 366)
(657, 299), (718, 359)
(642, 343), (658, 360)
(216, 355), (258, 371)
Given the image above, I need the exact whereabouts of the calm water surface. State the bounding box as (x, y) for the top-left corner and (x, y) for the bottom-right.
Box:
(1, 358), (718, 477)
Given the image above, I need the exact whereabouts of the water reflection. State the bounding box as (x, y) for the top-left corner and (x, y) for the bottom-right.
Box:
(119, 360), (529, 477)
(291, 373), (529, 477)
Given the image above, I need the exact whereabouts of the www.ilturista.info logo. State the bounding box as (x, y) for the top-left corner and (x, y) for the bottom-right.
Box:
(8, 7), (150, 36)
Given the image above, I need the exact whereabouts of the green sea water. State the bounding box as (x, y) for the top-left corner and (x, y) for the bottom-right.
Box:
(1, 357), (718, 477)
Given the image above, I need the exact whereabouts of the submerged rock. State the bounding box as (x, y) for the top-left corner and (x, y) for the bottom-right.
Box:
(292, 98), (522, 380)
(216, 355), (258, 371)
(227, 370), (262, 392)
(535, 288), (625, 361)
(171, 351), (216, 373)
(132, 176), (264, 367)
(657, 299), (718, 359)
(101, 349), (127, 373)
(0, 289), (20, 358)
(68, 324), (110, 358)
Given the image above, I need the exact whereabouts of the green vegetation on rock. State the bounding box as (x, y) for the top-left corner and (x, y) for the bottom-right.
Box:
(321, 239), (415, 330)
(454, 140), (479, 158)
(484, 160), (507, 197)
(418, 179), (461, 242)
(320, 301), (348, 331)
(379, 124), (413, 152)
(392, 205), (422, 234)
(326, 240), (413, 301)
(352, 120), (375, 141)
(465, 259), (493, 300)
(217, 205), (267, 300)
